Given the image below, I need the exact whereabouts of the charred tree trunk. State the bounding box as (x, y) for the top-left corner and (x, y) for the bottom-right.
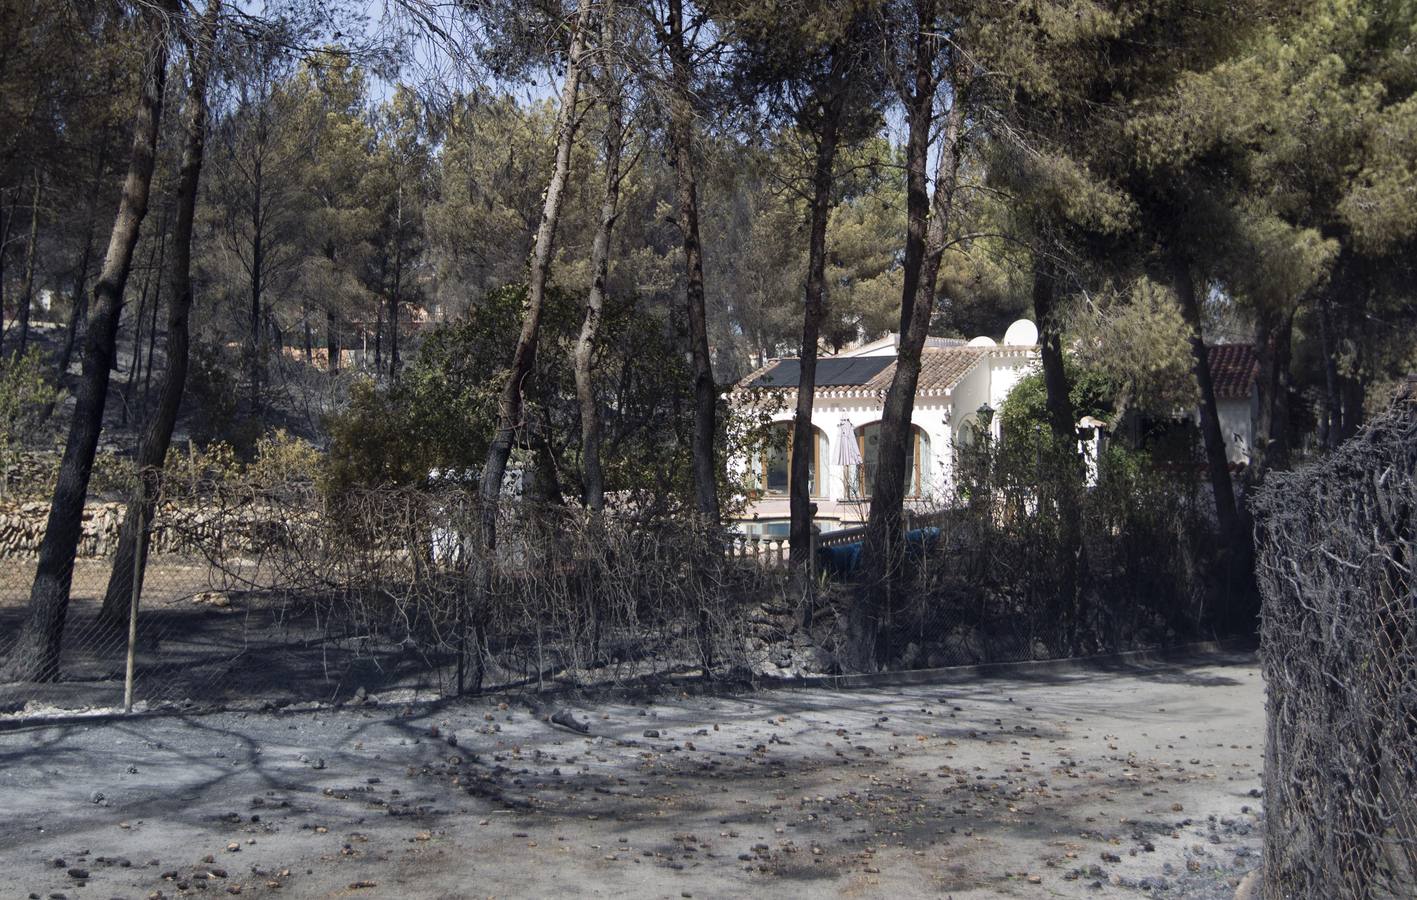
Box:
(14, 172), (41, 356)
(788, 114), (841, 566)
(248, 172), (263, 408)
(1, 26), (169, 683)
(479, 0), (591, 529)
(374, 287), (383, 372)
(142, 242), (161, 404)
(48, 143), (110, 399)
(1033, 254), (1085, 648)
(326, 307), (339, 374)
(123, 222), (165, 424)
(666, 0), (722, 527)
(389, 185), (403, 380)
(851, 72), (962, 672)
(98, 0), (221, 627)
(1172, 253), (1255, 628)
(1252, 301), (1295, 478)
(575, 8), (625, 514)
(1171, 252), (1239, 541)
(302, 302), (313, 363)
(1032, 259), (1075, 444)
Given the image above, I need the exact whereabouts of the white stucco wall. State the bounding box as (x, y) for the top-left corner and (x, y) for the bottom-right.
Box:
(731, 343), (1040, 532)
(1215, 394), (1257, 464)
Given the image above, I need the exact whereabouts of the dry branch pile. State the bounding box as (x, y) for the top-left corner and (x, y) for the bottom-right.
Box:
(1255, 400), (1417, 899)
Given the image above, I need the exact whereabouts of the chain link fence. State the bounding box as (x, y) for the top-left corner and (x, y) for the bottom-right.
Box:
(0, 434), (1235, 717)
(0, 487), (792, 715)
(1254, 400), (1417, 899)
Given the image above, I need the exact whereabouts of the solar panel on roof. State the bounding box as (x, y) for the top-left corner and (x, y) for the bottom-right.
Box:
(747, 356), (893, 388)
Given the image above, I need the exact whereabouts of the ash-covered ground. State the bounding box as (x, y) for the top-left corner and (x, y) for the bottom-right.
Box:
(0, 651), (1263, 899)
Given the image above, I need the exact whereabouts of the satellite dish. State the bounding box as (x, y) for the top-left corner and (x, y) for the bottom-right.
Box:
(1003, 319), (1039, 346)
(966, 335), (997, 347)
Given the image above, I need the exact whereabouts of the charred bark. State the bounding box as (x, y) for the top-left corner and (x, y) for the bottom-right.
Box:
(575, 5), (625, 514)
(666, 0), (722, 527)
(788, 113), (840, 565)
(479, 0), (592, 526)
(99, 0), (221, 626)
(1171, 252), (1239, 540)
(851, 72), (963, 671)
(1032, 259), (1076, 444)
(326, 307), (339, 374)
(1, 23), (169, 682)
(14, 171), (40, 356)
(1252, 301), (1295, 478)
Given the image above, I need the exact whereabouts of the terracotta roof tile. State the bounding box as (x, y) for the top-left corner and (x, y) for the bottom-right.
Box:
(1207, 344), (1258, 400)
(735, 347), (985, 397)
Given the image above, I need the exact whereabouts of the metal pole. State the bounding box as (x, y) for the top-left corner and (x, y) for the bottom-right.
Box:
(123, 502), (146, 714)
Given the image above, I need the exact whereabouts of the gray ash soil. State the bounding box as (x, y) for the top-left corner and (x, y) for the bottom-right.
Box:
(0, 651), (1263, 899)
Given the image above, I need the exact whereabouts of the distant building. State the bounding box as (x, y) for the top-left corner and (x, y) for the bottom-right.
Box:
(729, 322), (1040, 535)
(730, 330), (1264, 535)
(1200, 344), (1260, 465)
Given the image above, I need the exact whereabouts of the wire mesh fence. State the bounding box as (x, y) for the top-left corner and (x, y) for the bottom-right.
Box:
(0, 491), (793, 715)
(0, 434), (1234, 717)
(1254, 400), (1417, 900)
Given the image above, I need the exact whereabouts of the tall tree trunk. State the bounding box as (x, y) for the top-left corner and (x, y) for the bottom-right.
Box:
(575, 8), (625, 514)
(123, 222), (166, 423)
(1032, 254), (1085, 647)
(479, 0), (591, 519)
(1251, 301), (1295, 478)
(98, 0), (220, 627)
(14, 171), (41, 356)
(248, 174), (263, 408)
(1336, 262), (1368, 442)
(896, 33), (932, 336)
(666, 0), (722, 527)
(1170, 253), (1241, 540)
(374, 286), (383, 372)
(302, 302), (313, 363)
(326, 307), (339, 374)
(121, 236), (154, 424)
(389, 184), (403, 380)
(0, 27), (169, 683)
(49, 143), (110, 397)
(788, 115), (840, 565)
(1032, 259), (1075, 443)
(141, 249), (161, 406)
(852, 78), (963, 672)
(467, 0), (591, 694)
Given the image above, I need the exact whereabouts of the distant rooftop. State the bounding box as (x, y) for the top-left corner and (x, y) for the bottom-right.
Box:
(740, 346), (986, 397)
(1207, 344), (1259, 400)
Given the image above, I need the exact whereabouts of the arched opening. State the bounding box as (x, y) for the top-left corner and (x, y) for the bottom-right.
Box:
(857, 422), (930, 498)
(758, 422), (828, 497)
(957, 413), (979, 448)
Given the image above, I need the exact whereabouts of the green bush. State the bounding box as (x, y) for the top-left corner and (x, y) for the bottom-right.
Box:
(0, 348), (63, 494)
(998, 358), (1113, 451)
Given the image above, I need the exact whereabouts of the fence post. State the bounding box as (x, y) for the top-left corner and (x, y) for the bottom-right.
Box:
(123, 501), (146, 714)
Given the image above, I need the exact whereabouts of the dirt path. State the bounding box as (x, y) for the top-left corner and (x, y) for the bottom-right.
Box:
(0, 651), (1263, 899)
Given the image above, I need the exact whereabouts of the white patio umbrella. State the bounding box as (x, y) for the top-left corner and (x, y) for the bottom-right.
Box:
(833, 418), (862, 466)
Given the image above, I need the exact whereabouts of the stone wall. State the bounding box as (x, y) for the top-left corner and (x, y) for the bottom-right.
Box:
(0, 501), (187, 558)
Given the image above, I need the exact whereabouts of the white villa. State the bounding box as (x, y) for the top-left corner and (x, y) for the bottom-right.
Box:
(731, 320), (1042, 535)
(730, 327), (1264, 537)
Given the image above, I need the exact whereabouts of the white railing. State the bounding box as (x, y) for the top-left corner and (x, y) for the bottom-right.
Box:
(726, 510), (953, 571)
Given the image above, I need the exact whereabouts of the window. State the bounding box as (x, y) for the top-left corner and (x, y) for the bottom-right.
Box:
(758, 423), (827, 497)
(857, 422), (929, 498)
(741, 520), (791, 538)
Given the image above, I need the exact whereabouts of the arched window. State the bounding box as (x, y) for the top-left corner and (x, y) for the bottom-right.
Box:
(957, 413), (979, 448)
(759, 422), (828, 497)
(857, 422), (930, 498)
